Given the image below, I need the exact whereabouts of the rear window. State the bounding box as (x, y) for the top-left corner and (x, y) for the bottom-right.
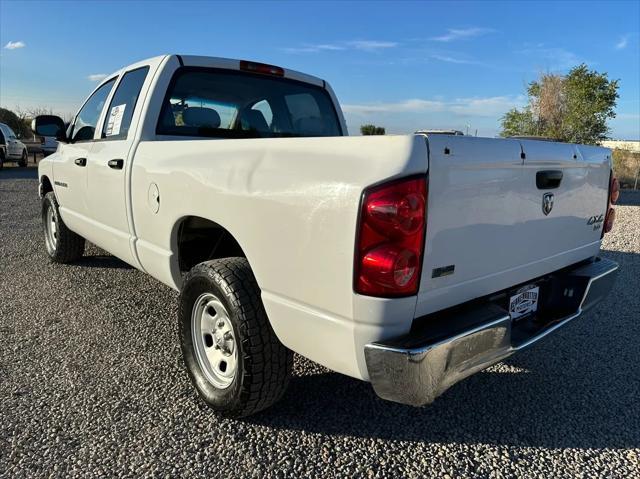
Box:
(156, 68), (342, 139)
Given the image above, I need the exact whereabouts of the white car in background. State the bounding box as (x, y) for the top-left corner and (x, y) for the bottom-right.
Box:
(0, 122), (28, 168)
(41, 136), (58, 156)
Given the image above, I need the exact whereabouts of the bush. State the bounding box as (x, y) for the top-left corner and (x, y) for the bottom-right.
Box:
(612, 148), (640, 189)
(360, 124), (385, 135)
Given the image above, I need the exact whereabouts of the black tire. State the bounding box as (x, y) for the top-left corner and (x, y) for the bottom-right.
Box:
(18, 150), (28, 167)
(42, 192), (85, 263)
(179, 257), (293, 418)
(0, 150), (4, 170)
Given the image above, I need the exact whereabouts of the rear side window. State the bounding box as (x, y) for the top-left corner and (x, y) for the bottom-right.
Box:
(102, 66), (149, 139)
(71, 78), (116, 142)
(157, 68), (342, 138)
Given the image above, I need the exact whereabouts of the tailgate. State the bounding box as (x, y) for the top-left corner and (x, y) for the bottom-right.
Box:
(415, 135), (611, 317)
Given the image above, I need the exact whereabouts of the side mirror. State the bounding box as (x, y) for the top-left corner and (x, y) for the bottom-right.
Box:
(32, 115), (67, 142)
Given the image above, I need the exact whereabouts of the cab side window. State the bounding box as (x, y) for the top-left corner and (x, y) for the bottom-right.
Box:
(71, 78), (116, 142)
(102, 67), (149, 139)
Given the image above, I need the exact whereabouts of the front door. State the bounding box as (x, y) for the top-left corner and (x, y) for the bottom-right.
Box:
(54, 78), (116, 233)
(85, 66), (150, 267)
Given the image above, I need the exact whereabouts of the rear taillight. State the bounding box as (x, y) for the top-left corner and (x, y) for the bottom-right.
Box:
(603, 170), (618, 236)
(355, 176), (427, 297)
(610, 176), (620, 204)
(604, 207), (615, 234)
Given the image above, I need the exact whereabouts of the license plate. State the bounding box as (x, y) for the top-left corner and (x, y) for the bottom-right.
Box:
(509, 284), (539, 320)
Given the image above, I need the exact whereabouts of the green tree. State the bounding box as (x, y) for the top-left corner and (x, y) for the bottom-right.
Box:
(360, 124), (386, 135)
(500, 64), (619, 144)
(0, 107), (31, 138)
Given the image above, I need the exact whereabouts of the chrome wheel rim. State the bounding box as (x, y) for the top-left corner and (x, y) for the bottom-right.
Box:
(44, 206), (57, 253)
(191, 293), (238, 389)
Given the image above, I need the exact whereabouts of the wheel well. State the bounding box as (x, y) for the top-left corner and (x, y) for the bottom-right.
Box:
(41, 175), (53, 195)
(176, 216), (246, 273)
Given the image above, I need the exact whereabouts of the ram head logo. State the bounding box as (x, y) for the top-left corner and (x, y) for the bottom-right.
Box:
(542, 192), (554, 216)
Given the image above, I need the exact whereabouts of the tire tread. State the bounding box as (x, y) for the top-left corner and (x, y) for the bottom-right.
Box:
(181, 257), (293, 417)
(43, 192), (85, 263)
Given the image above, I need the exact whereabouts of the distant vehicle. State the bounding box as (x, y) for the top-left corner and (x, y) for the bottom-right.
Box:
(34, 55), (619, 418)
(509, 135), (556, 142)
(415, 129), (464, 135)
(41, 136), (58, 156)
(0, 123), (28, 169)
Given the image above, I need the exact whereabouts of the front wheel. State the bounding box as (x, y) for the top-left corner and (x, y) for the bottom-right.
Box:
(18, 150), (28, 167)
(42, 192), (85, 263)
(179, 257), (293, 418)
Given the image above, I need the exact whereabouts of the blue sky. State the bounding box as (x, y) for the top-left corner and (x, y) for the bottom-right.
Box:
(1, 0), (638, 138)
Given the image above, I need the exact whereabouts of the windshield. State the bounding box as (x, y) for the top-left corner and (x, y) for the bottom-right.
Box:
(157, 68), (342, 139)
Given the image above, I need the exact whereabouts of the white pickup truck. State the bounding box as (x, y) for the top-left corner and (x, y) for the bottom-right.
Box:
(34, 55), (620, 417)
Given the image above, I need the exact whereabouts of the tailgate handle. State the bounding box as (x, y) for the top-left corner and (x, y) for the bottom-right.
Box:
(536, 170), (563, 189)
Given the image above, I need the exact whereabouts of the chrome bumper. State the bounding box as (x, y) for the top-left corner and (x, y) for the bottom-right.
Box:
(364, 257), (619, 406)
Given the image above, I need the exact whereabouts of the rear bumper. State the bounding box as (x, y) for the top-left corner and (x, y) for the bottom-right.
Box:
(364, 257), (618, 406)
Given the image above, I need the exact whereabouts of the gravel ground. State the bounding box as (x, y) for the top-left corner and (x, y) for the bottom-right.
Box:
(1, 167), (639, 478)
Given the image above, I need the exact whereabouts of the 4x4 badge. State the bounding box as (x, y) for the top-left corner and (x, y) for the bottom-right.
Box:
(542, 192), (554, 216)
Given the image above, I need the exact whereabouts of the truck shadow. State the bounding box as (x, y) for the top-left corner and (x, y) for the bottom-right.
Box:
(0, 166), (38, 180)
(249, 248), (638, 450)
(617, 189), (640, 206)
(77, 254), (133, 270)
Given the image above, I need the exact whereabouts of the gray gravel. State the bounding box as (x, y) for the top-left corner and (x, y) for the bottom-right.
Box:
(1, 167), (639, 478)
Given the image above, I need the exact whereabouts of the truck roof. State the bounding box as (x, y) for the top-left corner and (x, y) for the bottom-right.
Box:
(101, 54), (326, 89)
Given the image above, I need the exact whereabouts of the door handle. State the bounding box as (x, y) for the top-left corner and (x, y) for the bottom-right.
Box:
(108, 159), (124, 170)
(536, 170), (563, 189)
(74, 157), (87, 167)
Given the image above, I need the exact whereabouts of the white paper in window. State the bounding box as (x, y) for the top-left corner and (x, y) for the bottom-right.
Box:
(105, 104), (126, 136)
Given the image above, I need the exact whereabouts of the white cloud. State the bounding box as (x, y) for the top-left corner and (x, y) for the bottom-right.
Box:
(342, 95), (525, 117)
(343, 99), (446, 114)
(87, 73), (108, 81)
(4, 40), (26, 50)
(519, 46), (586, 71)
(283, 43), (345, 53)
(449, 95), (527, 116)
(284, 40), (397, 54)
(431, 54), (479, 65)
(347, 40), (398, 51)
(615, 36), (629, 50)
(313, 44), (344, 51)
(430, 28), (493, 42)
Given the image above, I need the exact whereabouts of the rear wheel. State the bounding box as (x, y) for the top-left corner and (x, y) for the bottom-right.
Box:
(42, 192), (85, 263)
(18, 150), (27, 167)
(179, 257), (293, 417)
(0, 150), (4, 170)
